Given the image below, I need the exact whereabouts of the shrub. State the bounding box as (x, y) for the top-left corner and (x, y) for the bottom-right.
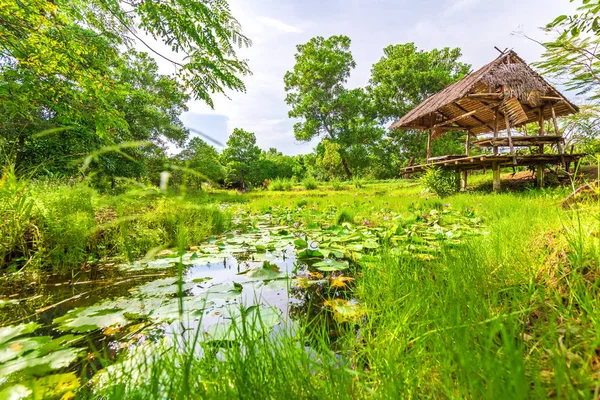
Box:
(352, 177), (364, 189)
(331, 178), (344, 191)
(336, 208), (355, 225)
(420, 167), (458, 198)
(268, 178), (293, 192)
(302, 176), (318, 190)
(296, 198), (308, 208)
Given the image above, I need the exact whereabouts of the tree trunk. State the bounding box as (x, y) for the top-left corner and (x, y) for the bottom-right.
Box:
(341, 157), (352, 179)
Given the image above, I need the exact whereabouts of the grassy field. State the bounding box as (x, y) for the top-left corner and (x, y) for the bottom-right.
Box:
(1, 170), (599, 399)
(94, 175), (599, 398)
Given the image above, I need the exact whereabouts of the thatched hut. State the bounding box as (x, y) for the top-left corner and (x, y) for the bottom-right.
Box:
(391, 50), (582, 190)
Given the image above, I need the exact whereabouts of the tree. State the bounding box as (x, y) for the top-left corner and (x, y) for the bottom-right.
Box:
(368, 43), (471, 124)
(367, 43), (470, 167)
(284, 35), (382, 178)
(179, 137), (225, 184)
(316, 140), (342, 179)
(533, 1), (600, 100)
(0, 0), (250, 178)
(221, 128), (261, 189)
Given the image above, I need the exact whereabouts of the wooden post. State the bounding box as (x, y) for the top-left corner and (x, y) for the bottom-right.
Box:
(552, 107), (567, 169)
(455, 170), (462, 191)
(426, 130), (432, 163)
(536, 107), (545, 188)
(504, 111), (516, 164)
(536, 165), (544, 188)
(465, 130), (471, 156)
(492, 162), (501, 191)
(493, 107), (499, 156)
(461, 170), (468, 191)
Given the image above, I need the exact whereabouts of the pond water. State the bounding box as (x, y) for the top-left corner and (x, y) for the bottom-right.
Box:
(0, 206), (483, 398)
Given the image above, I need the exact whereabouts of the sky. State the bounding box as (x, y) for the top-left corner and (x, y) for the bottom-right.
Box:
(165, 0), (579, 155)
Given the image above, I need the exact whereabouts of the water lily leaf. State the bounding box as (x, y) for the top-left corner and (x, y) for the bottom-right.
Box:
(323, 299), (366, 323)
(0, 346), (82, 381)
(330, 275), (354, 288)
(363, 240), (380, 249)
(293, 239), (308, 249)
(54, 305), (128, 333)
(298, 249), (324, 259)
(0, 323), (40, 346)
(313, 260), (349, 272)
(0, 373), (80, 400)
(0, 337), (50, 364)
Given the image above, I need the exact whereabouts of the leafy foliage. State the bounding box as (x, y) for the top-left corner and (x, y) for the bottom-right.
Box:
(420, 166), (458, 197)
(368, 43), (471, 124)
(284, 36), (384, 178)
(535, 1), (600, 100)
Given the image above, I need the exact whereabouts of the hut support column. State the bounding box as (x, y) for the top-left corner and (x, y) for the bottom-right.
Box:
(536, 107), (545, 188)
(492, 162), (501, 191)
(493, 107), (499, 155)
(455, 170), (462, 191)
(503, 111), (516, 164)
(552, 107), (566, 169)
(461, 170), (468, 191)
(426, 130), (432, 163)
(465, 130), (471, 156)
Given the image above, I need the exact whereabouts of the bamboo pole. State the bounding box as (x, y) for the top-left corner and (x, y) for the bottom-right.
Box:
(465, 130), (471, 156)
(426, 130), (432, 163)
(503, 111), (516, 164)
(552, 107), (567, 169)
(493, 107), (499, 155)
(537, 107), (545, 188)
(492, 162), (501, 191)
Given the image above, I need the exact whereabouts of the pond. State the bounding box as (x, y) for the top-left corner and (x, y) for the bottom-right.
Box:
(0, 206), (483, 398)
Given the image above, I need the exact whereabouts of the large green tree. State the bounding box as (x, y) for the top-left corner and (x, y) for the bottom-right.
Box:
(179, 137), (225, 185)
(368, 43), (471, 124)
(221, 128), (261, 189)
(284, 35), (383, 178)
(367, 44), (471, 167)
(0, 0), (250, 177)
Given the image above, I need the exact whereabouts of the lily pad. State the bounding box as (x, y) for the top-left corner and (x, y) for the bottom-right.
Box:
(312, 260), (349, 272)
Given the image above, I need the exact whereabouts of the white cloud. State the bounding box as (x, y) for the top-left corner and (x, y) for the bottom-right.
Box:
(257, 16), (302, 33)
(444, 0), (482, 17)
(146, 0), (580, 156)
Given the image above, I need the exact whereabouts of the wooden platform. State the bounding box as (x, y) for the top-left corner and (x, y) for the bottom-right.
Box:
(403, 153), (584, 174)
(472, 135), (564, 148)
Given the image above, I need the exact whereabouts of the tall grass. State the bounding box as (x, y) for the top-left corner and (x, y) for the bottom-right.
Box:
(0, 166), (232, 274)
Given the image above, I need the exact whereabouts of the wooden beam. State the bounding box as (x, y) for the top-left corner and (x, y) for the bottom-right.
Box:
(540, 96), (563, 101)
(432, 110), (478, 129)
(452, 102), (495, 131)
(468, 93), (503, 99)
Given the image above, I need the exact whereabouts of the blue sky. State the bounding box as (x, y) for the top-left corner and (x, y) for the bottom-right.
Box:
(170, 0), (578, 155)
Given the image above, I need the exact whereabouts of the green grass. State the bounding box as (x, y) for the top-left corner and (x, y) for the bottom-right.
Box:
(2, 170), (599, 398)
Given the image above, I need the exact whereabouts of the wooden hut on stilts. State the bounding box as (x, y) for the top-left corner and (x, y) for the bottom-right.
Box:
(391, 50), (584, 191)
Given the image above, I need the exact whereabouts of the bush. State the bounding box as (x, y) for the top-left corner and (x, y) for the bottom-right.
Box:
(352, 177), (364, 189)
(296, 198), (308, 208)
(331, 178), (344, 191)
(420, 166), (458, 198)
(268, 178), (293, 191)
(336, 208), (355, 225)
(302, 176), (318, 190)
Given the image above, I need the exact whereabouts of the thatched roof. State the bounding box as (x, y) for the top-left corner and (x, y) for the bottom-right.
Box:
(389, 50), (578, 137)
